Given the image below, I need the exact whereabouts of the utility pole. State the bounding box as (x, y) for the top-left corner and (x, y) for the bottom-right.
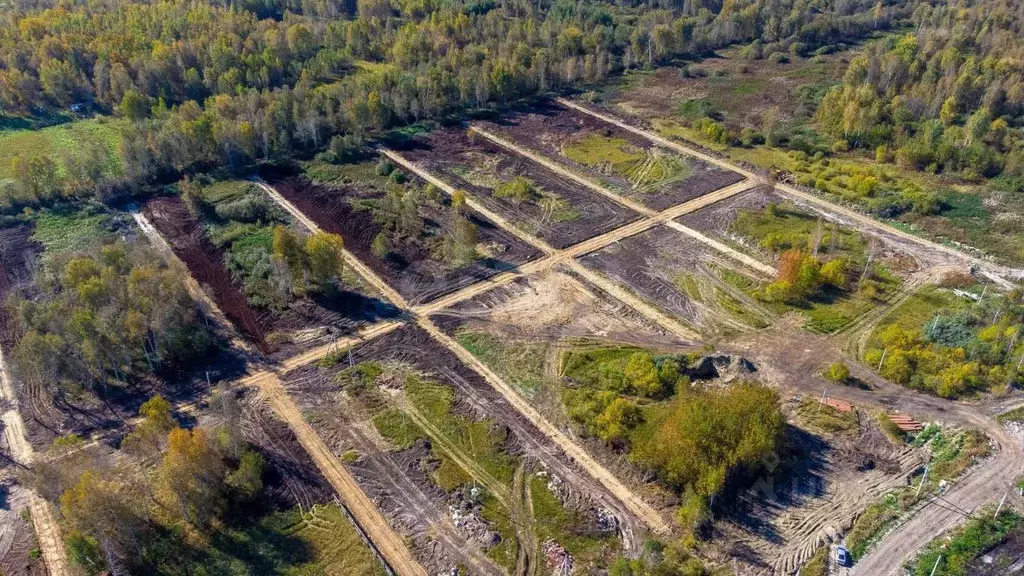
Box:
(818, 387), (827, 413)
(995, 491), (1008, 518)
(929, 555), (942, 576)
(878, 348), (888, 371)
(915, 465), (930, 499)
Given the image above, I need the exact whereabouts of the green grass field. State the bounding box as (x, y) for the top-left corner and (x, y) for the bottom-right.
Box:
(0, 117), (125, 179)
(562, 133), (692, 191)
(456, 331), (547, 397)
(32, 207), (119, 258)
(191, 503), (387, 576)
(728, 202), (901, 333)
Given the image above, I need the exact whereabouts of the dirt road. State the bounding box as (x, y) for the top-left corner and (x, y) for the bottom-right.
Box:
(256, 179), (674, 534)
(556, 98), (1024, 283)
(0, 344), (70, 576)
(726, 320), (1024, 574)
(134, 212), (427, 575)
(251, 370), (428, 576)
(385, 143), (767, 330)
(252, 180), (410, 308)
(417, 317), (673, 534)
(466, 128), (773, 276)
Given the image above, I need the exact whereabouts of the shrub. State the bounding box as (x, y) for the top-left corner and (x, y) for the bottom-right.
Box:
(678, 98), (714, 120)
(823, 361), (850, 384)
(371, 232), (389, 258)
(214, 195), (270, 223)
(494, 176), (535, 202)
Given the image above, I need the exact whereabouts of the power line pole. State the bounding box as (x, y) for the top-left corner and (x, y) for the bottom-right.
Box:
(929, 555), (942, 576)
(915, 465), (930, 499)
(995, 491), (1008, 518)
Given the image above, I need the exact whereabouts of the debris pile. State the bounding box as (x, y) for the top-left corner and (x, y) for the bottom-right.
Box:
(596, 507), (619, 532)
(887, 412), (924, 432)
(543, 540), (573, 575)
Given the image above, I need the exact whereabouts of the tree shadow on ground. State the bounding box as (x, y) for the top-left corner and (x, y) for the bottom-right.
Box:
(717, 424), (831, 545)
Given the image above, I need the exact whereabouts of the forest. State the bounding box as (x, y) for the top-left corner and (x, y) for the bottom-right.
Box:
(0, 0), (903, 213)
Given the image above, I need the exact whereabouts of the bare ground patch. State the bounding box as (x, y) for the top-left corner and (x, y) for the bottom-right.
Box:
(394, 125), (642, 248)
(263, 169), (542, 305)
(479, 101), (744, 211)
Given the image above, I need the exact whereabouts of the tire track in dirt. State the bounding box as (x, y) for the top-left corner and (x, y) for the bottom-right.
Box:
(133, 211), (425, 576)
(0, 346), (70, 576)
(417, 317), (673, 535)
(399, 399), (538, 575)
(386, 148), (701, 341)
(848, 399), (1023, 575)
(466, 128), (773, 276)
(262, 167), (683, 559)
(251, 370), (428, 576)
(728, 320), (1024, 575)
(556, 98), (1024, 284)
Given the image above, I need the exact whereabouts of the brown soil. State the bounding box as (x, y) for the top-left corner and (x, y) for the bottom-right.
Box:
(280, 362), (502, 574)
(430, 267), (682, 350)
(284, 323), (653, 551)
(479, 101), (744, 210)
(0, 224), (40, 351)
(395, 125), (642, 248)
(143, 196), (400, 360)
(144, 197), (269, 351)
(720, 401), (927, 574)
(577, 225), (763, 337)
(264, 173), (542, 305)
(0, 480), (46, 576)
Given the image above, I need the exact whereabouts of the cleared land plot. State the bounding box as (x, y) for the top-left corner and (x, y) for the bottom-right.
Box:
(0, 481), (45, 576)
(394, 125), (642, 248)
(429, 267), (699, 500)
(281, 323), (629, 573)
(143, 191), (399, 358)
(265, 167), (542, 305)
(677, 188), (922, 333)
(479, 101), (744, 211)
(429, 267), (687, 399)
(577, 226), (773, 336)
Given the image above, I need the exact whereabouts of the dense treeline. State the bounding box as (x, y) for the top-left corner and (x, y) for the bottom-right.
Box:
(6, 241), (213, 395)
(0, 0), (901, 213)
(815, 0), (1024, 179)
